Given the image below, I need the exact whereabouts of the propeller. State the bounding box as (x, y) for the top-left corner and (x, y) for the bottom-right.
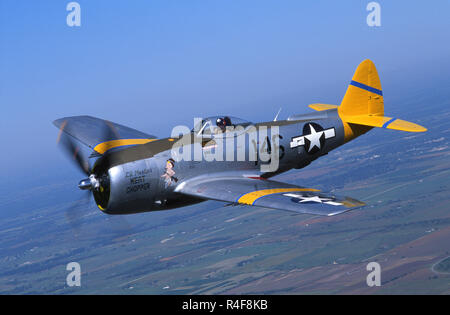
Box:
(64, 192), (91, 236)
(56, 119), (121, 231)
(57, 121), (91, 175)
(57, 119), (121, 189)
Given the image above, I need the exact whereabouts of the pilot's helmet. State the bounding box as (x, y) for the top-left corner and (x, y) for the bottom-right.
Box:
(216, 117), (225, 127)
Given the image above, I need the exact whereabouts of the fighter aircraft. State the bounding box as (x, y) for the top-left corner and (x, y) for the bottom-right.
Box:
(55, 60), (426, 217)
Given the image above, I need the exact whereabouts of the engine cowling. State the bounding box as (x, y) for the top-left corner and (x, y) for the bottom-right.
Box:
(92, 158), (161, 214)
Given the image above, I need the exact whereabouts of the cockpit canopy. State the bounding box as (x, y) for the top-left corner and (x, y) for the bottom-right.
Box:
(192, 116), (252, 136)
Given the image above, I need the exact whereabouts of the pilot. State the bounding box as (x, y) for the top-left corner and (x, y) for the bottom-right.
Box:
(224, 116), (232, 126)
(216, 117), (226, 133)
(216, 116), (232, 133)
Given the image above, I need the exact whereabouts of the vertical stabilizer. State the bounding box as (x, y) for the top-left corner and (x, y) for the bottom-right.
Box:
(339, 59), (384, 117)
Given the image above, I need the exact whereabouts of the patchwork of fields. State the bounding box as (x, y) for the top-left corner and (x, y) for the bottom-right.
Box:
(0, 96), (449, 294)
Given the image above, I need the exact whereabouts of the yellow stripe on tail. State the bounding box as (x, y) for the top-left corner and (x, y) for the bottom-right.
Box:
(339, 59), (384, 117)
(308, 59), (427, 141)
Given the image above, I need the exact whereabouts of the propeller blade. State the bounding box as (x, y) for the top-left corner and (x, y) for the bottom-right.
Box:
(103, 120), (120, 142)
(65, 191), (91, 235)
(57, 120), (91, 175)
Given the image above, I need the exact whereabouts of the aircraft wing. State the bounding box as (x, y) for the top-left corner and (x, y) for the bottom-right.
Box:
(175, 176), (365, 216)
(53, 115), (157, 155)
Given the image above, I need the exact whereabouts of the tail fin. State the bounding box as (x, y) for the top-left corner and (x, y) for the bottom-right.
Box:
(336, 59), (426, 141)
(339, 59), (384, 117)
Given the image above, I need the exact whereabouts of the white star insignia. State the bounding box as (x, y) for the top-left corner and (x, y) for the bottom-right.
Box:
(304, 124), (323, 152)
(297, 195), (324, 203)
(283, 193), (343, 206)
(289, 124), (335, 150)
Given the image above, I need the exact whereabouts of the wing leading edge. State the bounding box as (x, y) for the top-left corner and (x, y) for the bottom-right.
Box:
(175, 176), (365, 216)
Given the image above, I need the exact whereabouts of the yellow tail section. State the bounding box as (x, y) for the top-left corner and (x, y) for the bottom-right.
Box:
(309, 59), (427, 141)
(339, 59), (384, 117)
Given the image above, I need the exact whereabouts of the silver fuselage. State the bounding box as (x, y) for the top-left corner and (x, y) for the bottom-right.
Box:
(96, 109), (351, 214)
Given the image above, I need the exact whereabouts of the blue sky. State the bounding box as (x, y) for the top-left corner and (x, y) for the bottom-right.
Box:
(1, 0), (450, 186)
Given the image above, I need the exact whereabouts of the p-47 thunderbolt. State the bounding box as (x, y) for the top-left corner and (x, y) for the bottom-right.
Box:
(55, 60), (426, 217)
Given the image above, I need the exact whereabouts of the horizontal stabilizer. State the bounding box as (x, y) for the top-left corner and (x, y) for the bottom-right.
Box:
(309, 103), (338, 111)
(344, 115), (427, 132)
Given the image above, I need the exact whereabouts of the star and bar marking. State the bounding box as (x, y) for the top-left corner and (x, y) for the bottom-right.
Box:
(290, 123), (336, 153)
